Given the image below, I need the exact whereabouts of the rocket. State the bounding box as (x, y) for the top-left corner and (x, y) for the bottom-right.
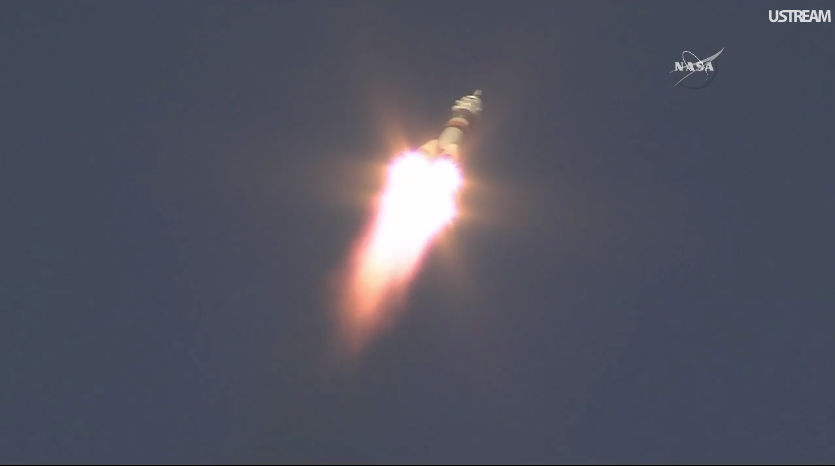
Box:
(418, 90), (483, 162)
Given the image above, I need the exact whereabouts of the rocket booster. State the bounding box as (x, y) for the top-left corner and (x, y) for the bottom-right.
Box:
(418, 90), (483, 162)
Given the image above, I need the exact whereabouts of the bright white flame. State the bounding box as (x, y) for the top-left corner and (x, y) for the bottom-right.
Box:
(335, 152), (462, 354)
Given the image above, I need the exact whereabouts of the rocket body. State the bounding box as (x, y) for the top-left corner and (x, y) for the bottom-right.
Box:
(418, 90), (483, 162)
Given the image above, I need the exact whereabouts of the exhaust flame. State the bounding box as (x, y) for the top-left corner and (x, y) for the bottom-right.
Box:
(335, 151), (463, 355)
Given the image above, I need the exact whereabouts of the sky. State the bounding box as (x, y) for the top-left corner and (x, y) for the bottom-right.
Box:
(2, 1), (834, 463)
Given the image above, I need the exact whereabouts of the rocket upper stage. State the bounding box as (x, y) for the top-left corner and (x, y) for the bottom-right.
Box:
(418, 90), (483, 161)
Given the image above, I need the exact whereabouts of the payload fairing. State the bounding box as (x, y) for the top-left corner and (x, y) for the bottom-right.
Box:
(418, 90), (483, 162)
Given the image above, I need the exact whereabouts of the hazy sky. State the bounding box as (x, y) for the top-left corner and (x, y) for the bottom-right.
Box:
(2, 2), (834, 463)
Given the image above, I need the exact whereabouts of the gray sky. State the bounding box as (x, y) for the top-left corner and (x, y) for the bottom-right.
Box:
(2, 1), (834, 463)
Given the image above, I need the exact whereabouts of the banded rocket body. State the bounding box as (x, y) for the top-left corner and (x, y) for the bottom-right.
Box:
(418, 90), (483, 162)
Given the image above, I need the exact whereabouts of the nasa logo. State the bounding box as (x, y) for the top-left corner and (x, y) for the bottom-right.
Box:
(670, 48), (725, 90)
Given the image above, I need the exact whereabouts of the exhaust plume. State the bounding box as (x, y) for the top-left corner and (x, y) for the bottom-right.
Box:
(334, 151), (463, 356)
